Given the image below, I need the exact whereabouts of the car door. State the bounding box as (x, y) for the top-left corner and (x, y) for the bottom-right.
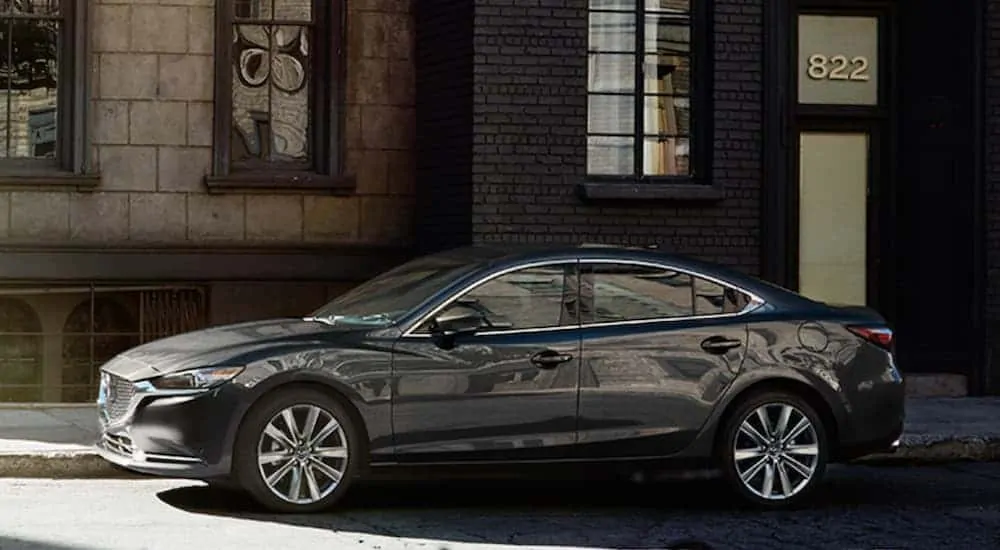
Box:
(390, 260), (582, 463)
(574, 259), (753, 458)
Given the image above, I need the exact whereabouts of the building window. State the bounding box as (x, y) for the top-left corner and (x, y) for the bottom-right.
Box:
(0, 286), (207, 403)
(210, 0), (346, 189)
(0, 298), (42, 402)
(586, 0), (699, 180)
(0, 0), (87, 173)
(61, 297), (138, 403)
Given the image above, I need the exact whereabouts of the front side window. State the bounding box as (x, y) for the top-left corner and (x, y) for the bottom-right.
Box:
(582, 262), (753, 323)
(586, 0), (696, 179)
(420, 264), (576, 333)
(0, 0), (86, 172)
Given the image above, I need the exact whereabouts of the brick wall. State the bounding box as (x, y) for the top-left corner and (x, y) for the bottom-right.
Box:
(987, 0), (1000, 321)
(462, 0), (763, 275)
(0, 0), (416, 249)
(986, 0), (1000, 391)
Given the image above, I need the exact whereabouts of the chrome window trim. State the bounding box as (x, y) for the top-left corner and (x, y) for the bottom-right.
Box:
(399, 256), (766, 339)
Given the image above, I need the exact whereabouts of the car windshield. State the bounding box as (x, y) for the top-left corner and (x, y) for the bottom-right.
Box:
(307, 252), (483, 326)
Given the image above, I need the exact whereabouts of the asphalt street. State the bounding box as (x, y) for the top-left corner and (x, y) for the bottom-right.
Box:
(2, 463), (1000, 550)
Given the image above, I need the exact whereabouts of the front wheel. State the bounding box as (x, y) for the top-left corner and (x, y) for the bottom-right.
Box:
(232, 387), (362, 513)
(718, 391), (829, 508)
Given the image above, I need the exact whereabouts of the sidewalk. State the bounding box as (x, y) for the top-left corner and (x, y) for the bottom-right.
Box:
(0, 397), (998, 478)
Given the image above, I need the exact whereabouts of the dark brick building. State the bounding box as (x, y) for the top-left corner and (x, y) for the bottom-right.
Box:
(415, 0), (997, 395)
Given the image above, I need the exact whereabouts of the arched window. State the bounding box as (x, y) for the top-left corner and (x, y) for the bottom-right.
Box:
(0, 298), (43, 402)
(61, 297), (139, 402)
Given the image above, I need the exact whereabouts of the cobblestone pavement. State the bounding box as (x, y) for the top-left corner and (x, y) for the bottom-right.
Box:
(3, 463), (1000, 550)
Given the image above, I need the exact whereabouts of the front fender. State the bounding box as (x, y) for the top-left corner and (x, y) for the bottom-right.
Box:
(217, 345), (395, 474)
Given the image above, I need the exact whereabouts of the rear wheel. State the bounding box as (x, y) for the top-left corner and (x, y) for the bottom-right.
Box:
(232, 387), (362, 513)
(718, 390), (828, 508)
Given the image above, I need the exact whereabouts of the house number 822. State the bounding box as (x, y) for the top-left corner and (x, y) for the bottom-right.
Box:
(806, 54), (871, 81)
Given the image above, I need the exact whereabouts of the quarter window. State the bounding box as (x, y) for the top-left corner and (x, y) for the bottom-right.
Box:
(582, 263), (753, 323)
(694, 277), (753, 315)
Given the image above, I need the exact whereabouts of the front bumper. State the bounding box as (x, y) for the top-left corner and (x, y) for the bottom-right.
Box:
(95, 373), (239, 480)
(96, 431), (216, 478)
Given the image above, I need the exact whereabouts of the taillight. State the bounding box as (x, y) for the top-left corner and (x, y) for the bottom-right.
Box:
(847, 325), (894, 351)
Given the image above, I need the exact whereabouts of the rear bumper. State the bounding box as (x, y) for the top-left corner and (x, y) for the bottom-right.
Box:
(835, 426), (903, 461)
(835, 362), (906, 461)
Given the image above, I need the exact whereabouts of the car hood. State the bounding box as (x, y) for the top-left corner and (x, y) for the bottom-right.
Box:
(100, 317), (365, 381)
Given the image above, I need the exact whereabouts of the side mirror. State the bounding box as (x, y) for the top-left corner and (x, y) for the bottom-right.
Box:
(432, 304), (484, 336)
(429, 304), (484, 349)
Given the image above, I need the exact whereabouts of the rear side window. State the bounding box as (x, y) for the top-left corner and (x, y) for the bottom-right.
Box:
(581, 262), (753, 323)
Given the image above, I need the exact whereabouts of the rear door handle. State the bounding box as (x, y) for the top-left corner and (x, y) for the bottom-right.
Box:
(530, 350), (574, 369)
(700, 336), (742, 355)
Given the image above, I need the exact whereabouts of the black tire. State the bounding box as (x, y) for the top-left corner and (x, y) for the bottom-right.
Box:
(717, 390), (829, 509)
(232, 386), (363, 513)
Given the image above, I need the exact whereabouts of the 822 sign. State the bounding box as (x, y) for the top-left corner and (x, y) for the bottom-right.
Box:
(806, 54), (871, 82)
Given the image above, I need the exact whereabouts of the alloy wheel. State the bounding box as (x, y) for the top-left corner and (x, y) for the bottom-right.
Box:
(731, 402), (821, 501)
(256, 404), (350, 505)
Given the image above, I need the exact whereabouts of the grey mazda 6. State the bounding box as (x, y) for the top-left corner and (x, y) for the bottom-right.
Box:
(95, 244), (905, 513)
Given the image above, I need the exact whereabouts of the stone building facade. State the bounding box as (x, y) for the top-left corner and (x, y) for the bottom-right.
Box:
(0, 0), (415, 402)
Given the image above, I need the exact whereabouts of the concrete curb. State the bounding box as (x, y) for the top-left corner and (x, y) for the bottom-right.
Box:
(0, 452), (144, 479)
(853, 438), (1000, 465)
(1, 438), (999, 479)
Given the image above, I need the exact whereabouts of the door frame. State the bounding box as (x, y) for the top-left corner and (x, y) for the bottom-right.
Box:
(762, 0), (898, 319)
(389, 259), (584, 463)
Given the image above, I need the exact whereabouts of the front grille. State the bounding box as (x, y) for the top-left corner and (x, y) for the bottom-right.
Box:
(104, 373), (136, 423)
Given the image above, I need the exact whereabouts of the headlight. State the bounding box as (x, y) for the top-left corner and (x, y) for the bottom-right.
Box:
(146, 366), (245, 391)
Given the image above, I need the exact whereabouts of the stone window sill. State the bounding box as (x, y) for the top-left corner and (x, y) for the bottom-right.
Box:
(205, 172), (357, 194)
(0, 169), (101, 191)
(577, 178), (725, 202)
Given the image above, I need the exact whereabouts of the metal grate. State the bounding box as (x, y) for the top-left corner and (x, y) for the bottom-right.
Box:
(139, 288), (207, 343)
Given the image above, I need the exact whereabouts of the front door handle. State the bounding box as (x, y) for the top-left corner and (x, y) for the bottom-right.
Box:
(700, 336), (742, 355)
(530, 350), (574, 369)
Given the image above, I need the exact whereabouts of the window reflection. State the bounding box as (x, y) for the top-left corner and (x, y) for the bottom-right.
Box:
(231, 0), (313, 168)
(0, 0), (60, 159)
(586, 0), (692, 177)
(452, 265), (571, 331)
(582, 263), (754, 323)
(586, 264), (694, 322)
